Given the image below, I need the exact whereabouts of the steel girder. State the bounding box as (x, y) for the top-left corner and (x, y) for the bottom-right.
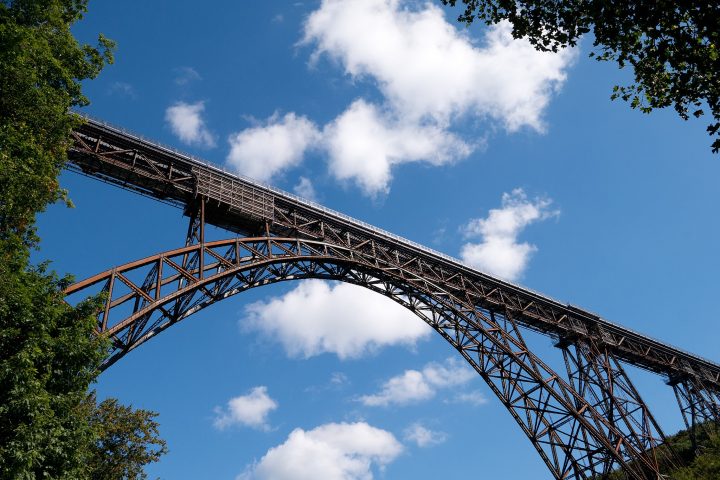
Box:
(670, 377), (720, 452)
(67, 235), (671, 480)
(64, 119), (720, 478)
(559, 339), (678, 477)
(67, 118), (720, 394)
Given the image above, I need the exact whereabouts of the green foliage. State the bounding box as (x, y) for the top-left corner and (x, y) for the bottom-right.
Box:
(441, 0), (720, 153)
(602, 422), (720, 479)
(0, 0), (114, 265)
(0, 1), (166, 479)
(667, 424), (720, 479)
(672, 440), (720, 479)
(0, 266), (105, 478)
(87, 397), (168, 480)
(0, 0), (114, 476)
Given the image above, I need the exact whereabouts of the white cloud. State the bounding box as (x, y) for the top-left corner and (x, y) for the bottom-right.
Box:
(239, 422), (403, 480)
(403, 423), (447, 447)
(243, 280), (430, 359)
(359, 357), (475, 406)
(165, 101), (215, 147)
(304, 0), (573, 129)
(227, 113), (321, 182)
(296, 0), (575, 194)
(213, 386), (278, 431)
(446, 390), (488, 406)
(460, 188), (558, 281)
(174, 66), (201, 85)
(223, 0), (574, 195)
(323, 99), (472, 196)
(293, 176), (317, 200)
(361, 370), (433, 406)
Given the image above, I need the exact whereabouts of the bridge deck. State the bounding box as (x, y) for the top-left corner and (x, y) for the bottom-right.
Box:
(67, 116), (720, 389)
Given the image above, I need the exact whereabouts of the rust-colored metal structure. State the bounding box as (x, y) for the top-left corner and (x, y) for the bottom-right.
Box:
(65, 118), (720, 479)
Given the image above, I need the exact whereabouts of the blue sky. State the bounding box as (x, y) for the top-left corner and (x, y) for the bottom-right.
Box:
(34, 1), (720, 478)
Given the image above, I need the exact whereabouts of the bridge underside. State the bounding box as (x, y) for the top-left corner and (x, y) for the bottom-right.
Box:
(65, 120), (720, 479)
(65, 222), (718, 480)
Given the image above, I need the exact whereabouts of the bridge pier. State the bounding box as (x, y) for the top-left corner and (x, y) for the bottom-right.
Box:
(63, 117), (720, 480)
(668, 375), (720, 453)
(556, 337), (678, 477)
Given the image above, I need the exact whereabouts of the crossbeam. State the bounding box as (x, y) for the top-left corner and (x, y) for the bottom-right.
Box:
(65, 116), (720, 479)
(67, 117), (720, 392)
(63, 234), (664, 478)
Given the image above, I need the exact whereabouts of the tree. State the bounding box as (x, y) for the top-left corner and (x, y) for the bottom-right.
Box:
(0, 0), (114, 256)
(0, 267), (105, 478)
(673, 434), (720, 480)
(441, 0), (720, 153)
(667, 423), (720, 480)
(87, 397), (168, 480)
(0, 1), (165, 478)
(0, 0), (112, 475)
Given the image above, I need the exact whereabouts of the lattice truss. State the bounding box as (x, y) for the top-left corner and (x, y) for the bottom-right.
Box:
(670, 376), (720, 451)
(64, 210), (720, 480)
(65, 120), (720, 480)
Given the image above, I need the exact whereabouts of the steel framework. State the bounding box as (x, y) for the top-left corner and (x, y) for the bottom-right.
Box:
(63, 117), (720, 479)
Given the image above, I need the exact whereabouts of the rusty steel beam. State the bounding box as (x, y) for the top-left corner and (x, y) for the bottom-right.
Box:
(64, 116), (720, 479)
(66, 234), (666, 479)
(66, 117), (720, 392)
(558, 338), (679, 476)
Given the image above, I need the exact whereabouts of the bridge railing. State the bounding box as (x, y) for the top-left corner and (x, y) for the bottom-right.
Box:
(74, 113), (561, 301)
(71, 112), (720, 374)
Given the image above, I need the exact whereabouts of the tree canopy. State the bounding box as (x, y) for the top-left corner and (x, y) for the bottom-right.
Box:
(1, 1), (166, 478)
(87, 397), (168, 480)
(0, 0), (114, 258)
(441, 0), (720, 153)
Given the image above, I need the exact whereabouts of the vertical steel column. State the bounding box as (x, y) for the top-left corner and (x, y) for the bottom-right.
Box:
(181, 198), (205, 274)
(669, 375), (720, 451)
(185, 198), (205, 247)
(558, 337), (675, 477)
(174, 198), (206, 318)
(463, 308), (648, 480)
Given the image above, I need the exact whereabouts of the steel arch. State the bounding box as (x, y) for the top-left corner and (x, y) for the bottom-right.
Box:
(66, 236), (667, 480)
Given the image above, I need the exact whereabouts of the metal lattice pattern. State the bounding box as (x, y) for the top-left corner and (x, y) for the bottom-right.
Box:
(64, 118), (720, 480)
(671, 377), (720, 450)
(560, 340), (677, 476)
(67, 235), (679, 480)
(67, 118), (720, 393)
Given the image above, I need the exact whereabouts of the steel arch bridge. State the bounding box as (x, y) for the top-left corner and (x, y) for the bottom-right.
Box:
(64, 118), (720, 480)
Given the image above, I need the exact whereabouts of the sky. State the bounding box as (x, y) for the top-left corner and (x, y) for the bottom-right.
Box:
(34, 1), (720, 479)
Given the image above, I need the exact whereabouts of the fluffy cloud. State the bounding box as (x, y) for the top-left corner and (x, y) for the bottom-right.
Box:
(242, 280), (430, 359)
(359, 357), (475, 406)
(403, 423), (447, 447)
(323, 99), (472, 195)
(361, 370), (433, 406)
(460, 188), (558, 281)
(226, 113), (321, 182)
(165, 101), (215, 147)
(293, 176), (317, 200)
(213, 386), (278, 431)
(239, 422), (403, 480)
(298, 0), (575, 194)
(304, 0), (573, 128)
(224, 0), (574, 194)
